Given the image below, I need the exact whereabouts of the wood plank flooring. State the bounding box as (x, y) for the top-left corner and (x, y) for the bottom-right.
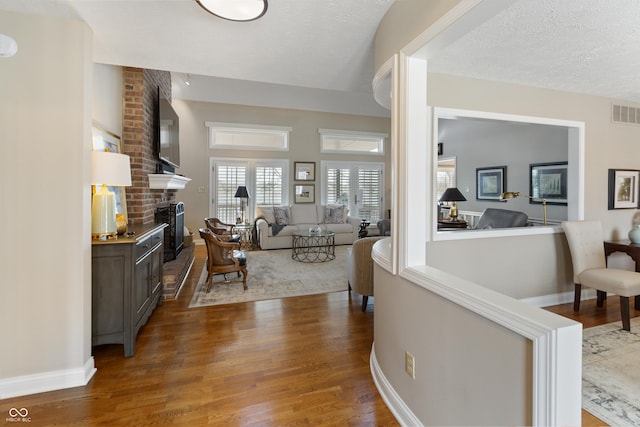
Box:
(1, 245), (398, 426)
(4, 244), (637, 426)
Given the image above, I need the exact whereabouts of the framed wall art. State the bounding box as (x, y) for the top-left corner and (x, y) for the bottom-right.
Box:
(530, 162), (568, 205)
(294, 184), (315, 204)
(608, 169), (640, 209)
(476, 166), (506, 201)
(294, 161), (315, 181)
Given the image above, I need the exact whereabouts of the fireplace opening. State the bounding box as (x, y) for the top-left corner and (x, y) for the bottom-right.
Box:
(155, 201), (184, 262)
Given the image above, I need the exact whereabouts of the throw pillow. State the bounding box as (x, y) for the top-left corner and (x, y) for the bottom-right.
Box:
(273, 206), (289, 225)
(325, 206), (346, 224)
(257, 207), (276, 224)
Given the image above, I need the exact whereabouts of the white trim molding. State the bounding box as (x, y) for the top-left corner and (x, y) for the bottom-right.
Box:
(0, 357), (96, 399)
(370, 344), (423, 426)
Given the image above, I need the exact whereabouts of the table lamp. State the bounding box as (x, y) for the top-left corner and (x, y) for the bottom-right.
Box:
(440, 187), (467, 221)
(500, 191), (547, 225)
(234, 185), (250, 224)
(91, 150), (132, 239)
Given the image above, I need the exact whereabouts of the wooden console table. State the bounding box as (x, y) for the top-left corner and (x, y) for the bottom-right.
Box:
(604, 240), (640, 272)
(92, 223), (167, 357)
(438, 219), (468, 230)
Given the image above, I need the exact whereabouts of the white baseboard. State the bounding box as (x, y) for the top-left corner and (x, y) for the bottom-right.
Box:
(370, 344), (422, 427)
(0, 357), (96, 399)
(520, 289), (597, 308)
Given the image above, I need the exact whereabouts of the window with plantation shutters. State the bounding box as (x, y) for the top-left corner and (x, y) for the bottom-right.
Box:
(436, 158), (457, 202)
(322, 161), (384, 221)
(255, 164), (284, 207)
(214, 163), (247, 224)
(326, 167), (350, 206)
(357, 168), (382, 221)
(211, 159), (288, 224)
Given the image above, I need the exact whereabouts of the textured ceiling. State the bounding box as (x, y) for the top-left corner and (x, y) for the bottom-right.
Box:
(429, 0), (640, 104)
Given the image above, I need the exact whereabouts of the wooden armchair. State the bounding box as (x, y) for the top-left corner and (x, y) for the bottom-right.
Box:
(204, 217), (240, 242)
(199, 228), (248, 291)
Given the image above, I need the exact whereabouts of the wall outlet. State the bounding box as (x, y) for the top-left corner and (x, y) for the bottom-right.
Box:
(405, 351), (415, 379)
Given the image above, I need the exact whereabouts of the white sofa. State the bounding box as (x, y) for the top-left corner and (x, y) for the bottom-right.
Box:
(255, 204), (360, 250)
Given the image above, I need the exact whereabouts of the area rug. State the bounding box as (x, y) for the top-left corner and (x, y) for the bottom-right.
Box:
(583, 317), (640, 426)
(189, 246), (349, 308)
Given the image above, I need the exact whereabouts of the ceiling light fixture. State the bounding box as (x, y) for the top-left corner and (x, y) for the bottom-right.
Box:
(196, 0), (268, 22)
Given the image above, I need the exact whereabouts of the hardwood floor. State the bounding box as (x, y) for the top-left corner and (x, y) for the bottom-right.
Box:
(545, 294), (640, 427)
(1, 245), (398, 426)
(5, 244), (638, 426)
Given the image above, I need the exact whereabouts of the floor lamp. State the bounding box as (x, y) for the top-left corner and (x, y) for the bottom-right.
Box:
(500, 191), (547, 225)
(234, 185), (249, 224)
(91, 150), (132, 239)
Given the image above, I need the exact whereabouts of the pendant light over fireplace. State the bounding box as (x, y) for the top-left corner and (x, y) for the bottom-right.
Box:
(196, 0), (268, 22)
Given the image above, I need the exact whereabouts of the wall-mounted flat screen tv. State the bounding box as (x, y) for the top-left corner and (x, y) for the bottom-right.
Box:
(157, 87), (180, 169)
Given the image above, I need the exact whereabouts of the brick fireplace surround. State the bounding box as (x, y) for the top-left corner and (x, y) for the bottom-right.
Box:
(122, 67), (176, 224)
(121, 67), (193, 300)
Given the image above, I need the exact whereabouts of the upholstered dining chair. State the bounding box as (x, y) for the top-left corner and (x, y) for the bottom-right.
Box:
(199, 228), (248, 291)
(562, 220), (640, 331)
(347, 236), (385, 311)
(204, 217), (240, 242)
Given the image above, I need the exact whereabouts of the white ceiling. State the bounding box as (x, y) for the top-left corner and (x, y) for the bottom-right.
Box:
(2, 0), (640, 116)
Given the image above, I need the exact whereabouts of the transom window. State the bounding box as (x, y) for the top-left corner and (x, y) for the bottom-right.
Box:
(206, 122), (292, 151)
(319, 128), (386, 155)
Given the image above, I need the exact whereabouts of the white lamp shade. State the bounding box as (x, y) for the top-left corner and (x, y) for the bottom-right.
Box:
(196, 0), (267, 21)
(91, 151), (132, 187)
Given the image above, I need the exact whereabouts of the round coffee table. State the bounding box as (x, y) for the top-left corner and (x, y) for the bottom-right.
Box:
(291, 230), (336, 263)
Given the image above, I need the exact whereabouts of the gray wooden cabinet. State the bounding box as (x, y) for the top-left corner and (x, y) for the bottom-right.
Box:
(91, 223), (167, 357)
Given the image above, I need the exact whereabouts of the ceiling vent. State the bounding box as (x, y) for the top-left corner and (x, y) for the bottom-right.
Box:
(612, 103), (640, 125)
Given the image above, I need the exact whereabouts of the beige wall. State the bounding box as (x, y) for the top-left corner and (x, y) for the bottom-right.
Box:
(173, 100), (392, 234)
(373, 264), (533, 425)
(0, 11), (94, 393)
(93, 64), (123, 133)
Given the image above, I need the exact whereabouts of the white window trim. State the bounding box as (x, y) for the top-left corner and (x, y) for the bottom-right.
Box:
(320, 160), (385, 220)
(430, 108), (585, 242)
(206, 121), (292, 151)
(318, 128), (387, 155)
(209, 157), (290, 221)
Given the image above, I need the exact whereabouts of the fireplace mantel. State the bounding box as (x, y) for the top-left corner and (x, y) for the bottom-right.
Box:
(148, 174), (191, 190)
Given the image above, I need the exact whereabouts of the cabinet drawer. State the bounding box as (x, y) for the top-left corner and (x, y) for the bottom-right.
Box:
(135, 229), (164, 261)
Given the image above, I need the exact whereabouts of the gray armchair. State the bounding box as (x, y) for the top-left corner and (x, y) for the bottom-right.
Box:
(474, 208), (529, 230)
(347, 236), (385, 311)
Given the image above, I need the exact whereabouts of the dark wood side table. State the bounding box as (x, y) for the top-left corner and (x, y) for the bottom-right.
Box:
(604, 240), (640, 272)
(603, 240), (640, 309)
(438, 219), (468, 230)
